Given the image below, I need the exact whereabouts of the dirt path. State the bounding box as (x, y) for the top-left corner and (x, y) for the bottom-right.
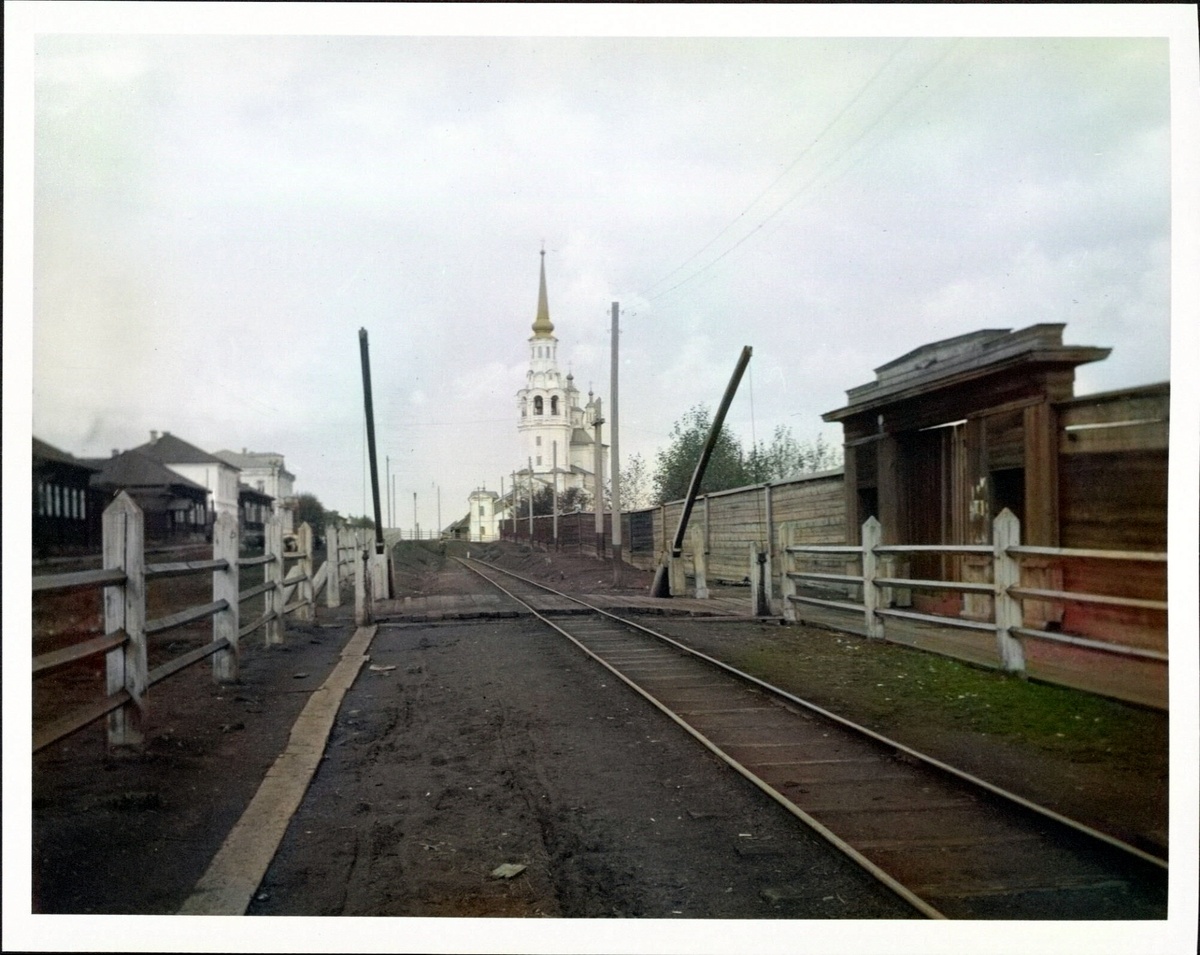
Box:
(248, 612), (914, 919)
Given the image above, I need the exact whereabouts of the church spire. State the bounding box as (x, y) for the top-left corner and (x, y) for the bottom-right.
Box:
(531, 247), (555, 339)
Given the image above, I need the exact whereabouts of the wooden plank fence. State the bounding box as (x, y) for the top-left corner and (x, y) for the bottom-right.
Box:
(31, 493), (375, 752)
(780, 510), (1168, 709)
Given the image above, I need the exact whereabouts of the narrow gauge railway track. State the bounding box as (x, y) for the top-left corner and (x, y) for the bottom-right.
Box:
(457, 557), (1168, 920)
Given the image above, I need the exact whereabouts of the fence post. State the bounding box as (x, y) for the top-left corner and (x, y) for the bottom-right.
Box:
(265, 515), (284, 645)
(750, 543), (770, 617)
(211, 510), (240, 682)
(103, 493), (147, 748)
(356, 535), (374, 626)
(326, 525), (342, 607)
(993, 509), (1026, 673)
(779, 522), (797, 622)
(296, 522), (315, 622)
(690, 524), (709, 599)
(862, 517), (884, 640)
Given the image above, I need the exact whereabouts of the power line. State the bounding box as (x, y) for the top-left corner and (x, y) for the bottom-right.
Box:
(644, 40), (965, 311)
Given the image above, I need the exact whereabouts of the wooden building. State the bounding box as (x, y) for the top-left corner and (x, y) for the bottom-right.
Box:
(32, 438), (105, 557)
(86, 448), (210, 544)
(822, 323), (1168, 636)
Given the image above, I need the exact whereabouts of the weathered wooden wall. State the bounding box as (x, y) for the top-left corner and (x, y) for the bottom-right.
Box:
(622, 471), (847, 595)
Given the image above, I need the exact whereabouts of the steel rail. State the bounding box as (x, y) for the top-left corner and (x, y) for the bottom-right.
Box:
(460, 558), (1168, 874)
(456, 557), (944, 919)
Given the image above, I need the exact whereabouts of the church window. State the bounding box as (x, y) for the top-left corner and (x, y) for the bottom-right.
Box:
(479, 505), (485, 517)
(551, 395), (559, 415)
(536, 436), (541, 446)
(533, 396), (544, 415)
(537, 456), (542, 466)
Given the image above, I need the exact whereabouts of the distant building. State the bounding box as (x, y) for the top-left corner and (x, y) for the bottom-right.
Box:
(214, 448), (297, 533)
(468, 488), (501, 541)
(461, 252), (608, 540)
(32, 437), (104, 556)
(85, 447), (209, 544)
(132, 431), (241, 522)
(515, 250), (607, 497)
(237, 482), (275, 548)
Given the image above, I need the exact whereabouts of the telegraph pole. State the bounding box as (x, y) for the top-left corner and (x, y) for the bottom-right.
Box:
(528, 456), (534, 539)
(552, 441), (559, 547)
(593, 397), (604, 554)
(358, 329), (385, 556)
(610, 302), (623, 584)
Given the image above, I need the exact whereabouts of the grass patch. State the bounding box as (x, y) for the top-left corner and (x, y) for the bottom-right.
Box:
(725, 630), (1166, 769)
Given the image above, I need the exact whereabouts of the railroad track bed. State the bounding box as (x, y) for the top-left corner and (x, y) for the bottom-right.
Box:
(458, 557), (1168, 920)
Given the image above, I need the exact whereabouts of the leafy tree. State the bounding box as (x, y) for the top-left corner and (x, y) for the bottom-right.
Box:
(527, 483), (590, 516)
(746, 426), (843, 482)
(653, 404), (751, 505)
(618, 452), (655, 510)
(295, 492), (326, 535)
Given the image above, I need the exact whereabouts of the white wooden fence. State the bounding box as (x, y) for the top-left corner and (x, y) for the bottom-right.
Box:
(780, 509), (1168, 708)
(32, 492), (376, 752)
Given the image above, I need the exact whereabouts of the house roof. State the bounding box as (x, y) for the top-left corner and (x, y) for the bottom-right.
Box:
(823, 323), (1111, 422)
(33, 437), (98, 472)
(214, 449), (294, 477)
(238, 482), (274, 504)
(89, 449), (208, 493)
(134, 432), (235, 468)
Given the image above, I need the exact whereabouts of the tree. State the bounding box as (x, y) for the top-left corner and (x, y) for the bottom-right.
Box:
(746, 426), (843, 482)
(619, 452), (655, 510)
(528, 483), (590, 516)
(652, 404), (751, 505)
(295, 492), (326, 535)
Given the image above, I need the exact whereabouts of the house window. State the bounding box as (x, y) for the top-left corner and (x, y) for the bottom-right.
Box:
(551, 395), (559, 415)
(533, 396), (544, 415)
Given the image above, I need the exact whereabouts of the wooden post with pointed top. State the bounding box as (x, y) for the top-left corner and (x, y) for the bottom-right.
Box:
(103, 493), (147, 748)
(212, 510), (240, 682)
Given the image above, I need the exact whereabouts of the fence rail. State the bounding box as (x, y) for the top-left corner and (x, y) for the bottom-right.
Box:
(31, 493), (374, 753)
(781, 509), (1168, 709)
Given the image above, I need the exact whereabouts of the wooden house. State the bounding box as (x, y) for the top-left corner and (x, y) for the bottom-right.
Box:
(823, 323), (1168, 633)
(32, 438), (105, 557)
(86, 449), (209, 544)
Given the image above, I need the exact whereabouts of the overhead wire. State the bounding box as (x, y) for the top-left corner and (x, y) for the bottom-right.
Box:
(641, 39), (914, 298)
(643, 39), (967, 313)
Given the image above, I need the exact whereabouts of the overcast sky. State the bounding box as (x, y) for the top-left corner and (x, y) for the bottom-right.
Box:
(12, 6), (1194, 534)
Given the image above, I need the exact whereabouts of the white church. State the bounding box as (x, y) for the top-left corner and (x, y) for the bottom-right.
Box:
(467, 252), (606, 542)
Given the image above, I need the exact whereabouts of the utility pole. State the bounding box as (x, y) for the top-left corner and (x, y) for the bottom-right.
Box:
(528, 456), (534, 539)
(552, 441), (559, 548)
(593, 397), (604, 555)
(386, 455), (391, 529)
(610, 301), (623, 585)
(413, 491), (418, 541)
(512, 470), (517, 538)
(437, 484), (441, 540)
(358, 329), (385, 557)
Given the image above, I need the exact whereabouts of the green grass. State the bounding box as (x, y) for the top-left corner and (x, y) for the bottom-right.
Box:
(727, 631), (1166, 769)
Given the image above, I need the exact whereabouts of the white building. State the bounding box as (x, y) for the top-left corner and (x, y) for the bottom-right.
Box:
(464, 251), (607, 543)
(515, 250), (606, 493)
(214, 448), (297, 532)
(134, 431), (241, 522)
(468, 488), (501, 541)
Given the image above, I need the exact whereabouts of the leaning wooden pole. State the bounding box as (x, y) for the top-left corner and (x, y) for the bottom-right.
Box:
(358, 329), (386, 558)
(650, 345), (753, 598)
